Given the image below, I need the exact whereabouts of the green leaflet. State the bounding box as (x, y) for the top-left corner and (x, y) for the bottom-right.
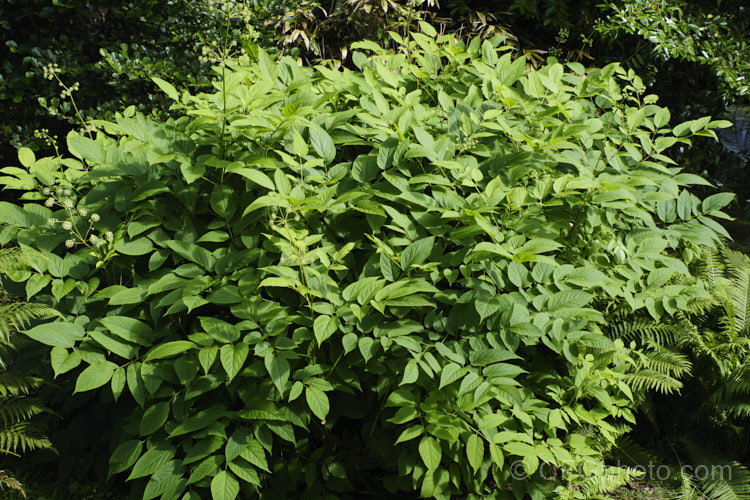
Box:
(74, 360), (118, 392)
(144, 341), (197, 362)
(211, 470), (239, 500)
(23, 321), (84, 347)
(305, 386), (329, 421)
(220, 343), (249, 381)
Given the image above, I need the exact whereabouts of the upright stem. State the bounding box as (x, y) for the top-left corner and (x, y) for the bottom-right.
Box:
(219, 12), (231, 174)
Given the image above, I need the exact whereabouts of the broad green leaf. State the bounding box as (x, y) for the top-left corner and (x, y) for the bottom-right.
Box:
(169, 405), (227, 437)
(400, 359), (419, 385)
(210, 184), (236, 219)
(23, 321), (84, 347)
(564, 266), (608, 288)
(50, 346), (81, 377)
(466, 434), (484, 473)
(166, 240), (214, 270)
(313, 315), (338, 345)
(395, 424), (424, 444)
(142, 460), (183, 500)
(418, 436), (441, 470)
(109, 287), (147, 305)
(67, 130), (105, 164)
(292, 128), (308, 157)
(89, 329), (139, 359)
(183, 436), (225, 466)
(264, 356), (290, 393)
(109, 439), (143, 476)
(145, 341), (196, 362)
(228, 458), (261, 486)
(189, 455), (224, 484)
(239, 439), (269, 473)
(111, 367), (126, 401)
(199, 346), (219, 374)
(152, 77), (180, 101)
(25, 274), (50, 299)
(200, 317), (240, 343)
(516, 238), (561, 255)
(99, 316), (153, 345)
(140, 401), (170, 436)
(115, 238), (154, 256)
(233, 167), (275, 190)
(220, 343), (249, 381)
(18, 147), (35, 167)
(702, 192), (735, 213)
(309, 124), (335, 163)
(439, 363), (466, 389)
(305, 386), (330, 420)
(75, 360), (118, 393)
(211, 471), (239, 500)
(401, 236), (434, 269)
(127, 444), (175, 480)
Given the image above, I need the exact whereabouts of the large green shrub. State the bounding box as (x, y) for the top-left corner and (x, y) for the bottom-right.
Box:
(0, 29), (736, 498)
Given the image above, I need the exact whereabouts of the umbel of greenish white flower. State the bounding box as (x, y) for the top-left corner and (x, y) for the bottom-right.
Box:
(104, 231), (114, 241)
(90, 213), (100, 223)
(61, 221), (73, 231)
(64, 239), (74, 248)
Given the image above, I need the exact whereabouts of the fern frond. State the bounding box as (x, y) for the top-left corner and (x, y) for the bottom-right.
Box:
(0, 373), (43, 397)
(0, 422), (53, 454)
(612, 435), (662, 468)
(698, 245), (725, 286)
(607, 317), (686, 347)
(682, 294), (720, 316)
(696, 461), (750, 500)
(0, 248), (27, 275)
(0, 397), (48, 426)
(639, 344), (693, 378)
(0, 470), (25, 498)
(724, 250), (750, 336)
(0, 302), (60, 342)
(675, 468), (701, 500)
(622, 369), (683, 394)
(581, 465), (641, 496)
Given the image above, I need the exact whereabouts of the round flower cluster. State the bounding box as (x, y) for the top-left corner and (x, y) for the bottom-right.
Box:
(60, 82), (80, 99)
(42, 63), (61, 81)
(33, 129), (58, 146)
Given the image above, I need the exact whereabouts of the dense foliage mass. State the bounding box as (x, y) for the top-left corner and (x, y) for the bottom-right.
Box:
(3, 0), (748, 203)
(0, 29), (739, 498)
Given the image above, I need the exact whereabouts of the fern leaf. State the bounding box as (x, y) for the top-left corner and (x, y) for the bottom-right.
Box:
(0, 470), (26, 498)
(0, 397), (48, 426)
(697, 246), (724, 285)
(0, 373), (43, 397)
(0, 301), (60, 343)
(622, 369), (683, 394)
(724, 250), (750, 336)
(0, 422), (53, 454)
(0, 248), (27, 275)
(640, 345), (693, 378)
